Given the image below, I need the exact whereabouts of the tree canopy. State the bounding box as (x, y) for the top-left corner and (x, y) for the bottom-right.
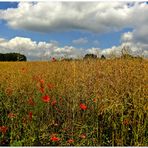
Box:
(0, 53), (27, 61)
(84, 54), (97, 59)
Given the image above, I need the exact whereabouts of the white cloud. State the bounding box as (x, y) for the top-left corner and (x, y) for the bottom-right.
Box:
(0, 36), (83, 60)
(0, 36), (148, 61)
(0, 38), (7, 43)
(0, 2), (148, 59)
(121, 32), (133, 42)
(0, 2), (134, 33)
(100, 42), (148, 58)
(120, 31), (148, 57)
(72, 37), (88, 45)
(87, 48), (101, 57)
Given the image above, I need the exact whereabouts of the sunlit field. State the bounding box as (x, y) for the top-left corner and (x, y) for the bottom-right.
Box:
(0, 59), (148, 146)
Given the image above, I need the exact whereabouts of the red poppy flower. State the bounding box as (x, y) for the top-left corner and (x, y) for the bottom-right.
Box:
(40, 87), (44, 94)
(29, 112), (33, 121)
(67, 139), (74, 144)
(28, 98), (36, 106)
(93, 98), (97, 103)
(0, 126), (8, 134)
(39, 79), (44, 85)
(8, 113), (16, 118)
(39, 79), (44, 88)
(50, 136), (60, 142)
(80, 103), (87, 110)
(21, 67), (27, 73)
(42, 95), (50, 103)
(52, 57), (56, 62)
(51, 100), (57, 106)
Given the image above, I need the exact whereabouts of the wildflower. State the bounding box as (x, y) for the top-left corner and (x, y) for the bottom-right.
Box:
(28, 97), (36, 106)
(29, 112), (33, 121)
(123, 118), (129, 126)
(0, 126), (8, 134)
(93, 98), (97, 103)
(8, 113), (16, 119)
(80, 103), (87, 110)
(40, 87), (44, 94)
(39, 79), (44, 88)
(39, 79), (44, 85)
(80, 134), (86, 139)
(52, 57), (56, 62)
(21, 67), (27, 73)
(50, 136), (60, 142)
(51, 100), (57, 106)
(67, 139), (74, 144)
(42, 95), (50, 103)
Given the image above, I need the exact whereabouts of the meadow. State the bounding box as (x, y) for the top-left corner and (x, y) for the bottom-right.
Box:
(0, 58), (148, 146)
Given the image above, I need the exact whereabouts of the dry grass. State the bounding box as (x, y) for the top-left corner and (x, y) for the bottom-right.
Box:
(0, 58), (148, 146)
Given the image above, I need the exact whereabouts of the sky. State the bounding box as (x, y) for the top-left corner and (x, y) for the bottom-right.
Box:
(0, 2), (148, 60)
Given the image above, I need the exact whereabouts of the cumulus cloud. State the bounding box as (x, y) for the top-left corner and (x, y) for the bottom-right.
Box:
(0, 36), (83, 60)
(0, 2), (134, 33)
(120, 31), (148, 57)
(0, 36), (148, 61)
(87, 48), (101, 56)
(0, 2), (148, 59)
(121, 32), (133, 42)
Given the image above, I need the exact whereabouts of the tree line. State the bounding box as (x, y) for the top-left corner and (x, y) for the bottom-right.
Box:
(0, 53), (27, 61)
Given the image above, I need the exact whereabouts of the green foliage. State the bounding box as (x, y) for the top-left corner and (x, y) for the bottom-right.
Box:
(101, 55), (106, 59)
(0, 53), (27, 61)
(84, 54), (97, 59)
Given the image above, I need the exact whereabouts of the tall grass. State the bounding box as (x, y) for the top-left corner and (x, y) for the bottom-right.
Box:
(0, 59), (148, 146)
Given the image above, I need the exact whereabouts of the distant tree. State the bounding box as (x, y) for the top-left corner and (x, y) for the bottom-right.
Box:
(121, 45), (133, 59)
(84, 54), (97, 59)
(120, 45), (143, 60)
(0, 53), (27, 61)
(101, 55), (106, 59)
(0, 53), (4, 61)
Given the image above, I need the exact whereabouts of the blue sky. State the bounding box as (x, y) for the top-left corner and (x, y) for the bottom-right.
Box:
(0, 2), (147, 60)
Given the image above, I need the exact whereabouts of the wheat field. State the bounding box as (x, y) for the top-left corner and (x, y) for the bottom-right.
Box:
(0, 58), (148, 146)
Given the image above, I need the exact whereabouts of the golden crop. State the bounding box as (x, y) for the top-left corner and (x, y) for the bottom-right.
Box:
(0, 59), (148, 146)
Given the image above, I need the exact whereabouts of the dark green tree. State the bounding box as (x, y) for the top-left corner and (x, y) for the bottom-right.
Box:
(0, 53), (27, 61)
(84, 54), (97, 59)
(101, 55), (106, 59)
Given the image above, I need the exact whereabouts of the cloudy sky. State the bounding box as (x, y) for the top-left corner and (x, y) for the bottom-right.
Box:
(0, 2), (148, 60)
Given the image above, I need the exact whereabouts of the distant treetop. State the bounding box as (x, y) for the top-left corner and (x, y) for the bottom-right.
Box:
(84, 54), (97, 59)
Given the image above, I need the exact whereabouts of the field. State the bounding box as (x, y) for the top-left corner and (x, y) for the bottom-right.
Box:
(0, 59), (148, 146)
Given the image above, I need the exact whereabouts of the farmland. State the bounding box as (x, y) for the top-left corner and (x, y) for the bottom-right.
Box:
(0, 59), (148, 146)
